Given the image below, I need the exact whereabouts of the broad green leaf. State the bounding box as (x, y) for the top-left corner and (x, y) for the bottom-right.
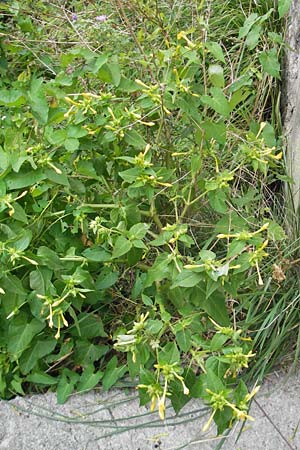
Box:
(37, 246), (64, 270)
(13, 229), (32, 251)
(76, 160), (98, 178)
(28, 78), (49, 124)
(26, 372), (57, 385)
(170, 369), (195, 413)
(146, 319), (163, 334)
(206, 42), (225, 63)
(278, 0), (292, 18)
(64, 138), (80, 152)
(108, 61), (121, 86)
(172, 270), (202, 288)
(11, 203), (28, 223)
(208, 65), (224, 88)
(208, 189), (227, 214)
(67, 125), (88, 139)
(176, 329), (192, 352)
(201, 120), (226, 145)
(102, 356), (127, 391)
(112, 236), (132, 259)
(199, 250), (216, 261)
(82, 247), (111, 262)
(7, 314), (45, 356)
(0, 148), (9, 171)
(129, 222), (149, 239)
(158, 342), (180, 365)
(45, 168), (69, 186)
(19, 338), (57, 374)
(124, 130), (147, 148)
(228, 73), (253, 93)
(6, 170), (45, 189)
(227, 240), (246, 258)
(77, 365), (103, 392)
(210, 333), (229, 351)
(267, 220), (286, 241)
(71, 313), (107, 338)
(201, 88), (231, 117)
(95, 270), (119, 290)
(144, 254), (171, 287)
(245, 24), (262, 49)
(202, 291), (230, 326)
(89, 54), (109, 74)
(57, 369), (79, 404)
(238, 13), (258, 38)
(259, 49), (281, 79)
(29, 268), (52, 294)
(74, 341), (109, 366)
(0, 90), (26, 106)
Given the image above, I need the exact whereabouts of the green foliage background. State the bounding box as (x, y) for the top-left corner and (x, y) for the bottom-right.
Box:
(0, 0), (295, 435)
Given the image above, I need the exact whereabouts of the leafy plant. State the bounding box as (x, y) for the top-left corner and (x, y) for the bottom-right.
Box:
(0, 0), (294, 437)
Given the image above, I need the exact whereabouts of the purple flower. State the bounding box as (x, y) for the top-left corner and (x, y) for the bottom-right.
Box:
(95, 14), (107, 23)
(71, 13), (78, 21)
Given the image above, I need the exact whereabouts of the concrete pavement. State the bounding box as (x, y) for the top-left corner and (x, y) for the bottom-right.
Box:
(0, 369), (299, 450)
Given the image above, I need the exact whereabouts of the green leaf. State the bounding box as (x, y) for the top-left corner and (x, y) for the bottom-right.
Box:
(129, 222), (149, 239)
(208, 65), (224, 88)
(6, 170), (45, 189)
(71, 313), (107, 338)
(64, 138), (80, 152)
(89, 54), (109, 74)
(278, 0), (292, 18)
(201, 120), (226, 145)
(170, 369), (195, 413)
(37, 246), (64, 270)
(95, 270), (119, 290)
(144, 253), (171, 287)
(259, 49), (281, 79)
(108, 61), (121, 86)
(102, 356), (127, 391)
(57, 369), (79, 404)
(112, 236), (132, 259)
(28, 78), (49, 124)
(146, 319), (163, 334)
(11, 203), (28, 223)
(124, 130), (147, 148)
(0, 90), (26, 106)
(82, 247), (111, 262)
(13, 229), (32, 251)
(45, 168), (69, 186)
(29, 268), (52, 295)
(267, 220), (286, 241)
(210, 333), (229, 351)
(67, 125), (88, 139)
(206, 42), (225, 63)
(77, 365), (103, 392)
(74, 341), (109, 366)
(238, 13), (258, 38)
(158, 342), (180, 365)
(202, 291), (230, 326)
(201, 88), (231, 117)
(26, 372), (57, 385)
(172, 270), (202, 288)
(208, 189), (227, 214)
(19, 338), (57, 374)
(245, 24), (262, 49)
(7, 314), (45, 356)
(176, 329), (192, 352)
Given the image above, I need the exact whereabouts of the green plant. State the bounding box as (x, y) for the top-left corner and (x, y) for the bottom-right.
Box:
(0, 0), (294, 437)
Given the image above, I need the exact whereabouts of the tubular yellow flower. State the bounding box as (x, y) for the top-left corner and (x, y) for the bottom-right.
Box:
(202, 410), (216, 432)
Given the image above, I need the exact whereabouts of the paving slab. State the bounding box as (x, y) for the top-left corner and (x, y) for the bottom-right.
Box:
(0, 369), (299, 450)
